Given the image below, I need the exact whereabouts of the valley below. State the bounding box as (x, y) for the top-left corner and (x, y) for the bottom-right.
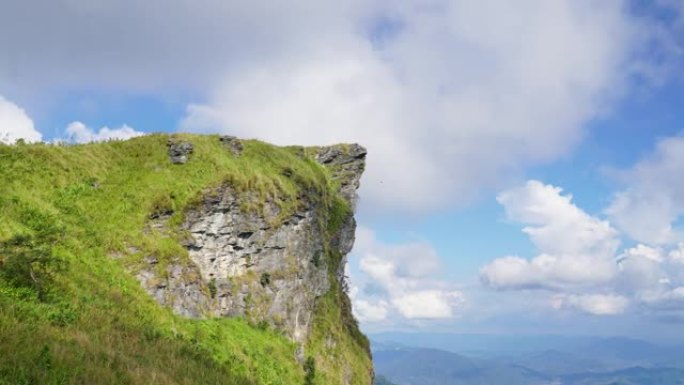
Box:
(372, 334), (684, 385)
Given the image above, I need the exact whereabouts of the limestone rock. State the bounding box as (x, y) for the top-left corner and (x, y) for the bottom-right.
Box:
(219, 135), (244, 156)
(135, 140), (366, 346)
(167, 139), (193, 164)
(316, 144), (367, 208)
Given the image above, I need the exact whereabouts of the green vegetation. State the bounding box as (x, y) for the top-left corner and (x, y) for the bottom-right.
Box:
(0, 134), (371, 384)
(304, 357), (316, 385)
(259, 273), (271, 287)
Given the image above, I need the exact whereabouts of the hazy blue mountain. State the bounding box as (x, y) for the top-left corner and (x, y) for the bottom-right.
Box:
(372, 337), (684, 385)
(575, 337), (667, 362)
(507, 349), (614, 376)
(373, 347), (550, 385)
(559, 337), (684, 372)
(374, 375), (399, 385)
(563, 366), (684, 385)
(371, 332), (597, 358)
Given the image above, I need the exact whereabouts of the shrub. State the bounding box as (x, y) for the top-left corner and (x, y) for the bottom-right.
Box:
(0, 220), (66, 300)
(304, 356), (316, 385)
(310, 252), (321, 268)
(260, 273), (271, 287)
(149, 194), (175, 219)
(208, 278), (218, 298)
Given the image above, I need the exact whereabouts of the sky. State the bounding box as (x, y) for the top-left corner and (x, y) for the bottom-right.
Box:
(2, 0), (684, 342)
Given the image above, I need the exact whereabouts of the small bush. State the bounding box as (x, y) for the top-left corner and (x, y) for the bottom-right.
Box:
(281, 166), (294, 177)
(304, 356), (315, 385)
(47, 302), (79, 326)
(208, 278), (217, 298)
(149, 194), (175, 219)
(37, 345), (52, 371)
(260, 273), (271, 287)
(256, 320), (270, 331)
(0, 222), (66, 300)
(310, 252), (322, 268)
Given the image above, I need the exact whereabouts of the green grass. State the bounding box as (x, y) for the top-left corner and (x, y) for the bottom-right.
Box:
(0, 134), (371, 385)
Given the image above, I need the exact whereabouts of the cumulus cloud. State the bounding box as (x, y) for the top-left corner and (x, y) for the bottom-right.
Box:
(669, 243), (684, 263)
(0, 1), (366, 94)
(0, 95), (42, 144)
(350, 227), (464, 322)
(482, 179), (684, 318)
(349, 288), (390, 323)
(608, 242), (684, 313)
(626, 244), (684, 311)
(606, 136), (684, 245)
(481, 181), (620, 291)
(553, 294), (629, 316)
(65, 121), (145, 143)
(616, 244), (666, 294)
(392, 290), (464, 319)
(180, 0), (639, 212)
(638, 287), (684, 310)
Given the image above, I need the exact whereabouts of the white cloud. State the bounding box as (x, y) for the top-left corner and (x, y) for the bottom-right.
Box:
(669, 243), (684, 264)
(352, 299), (390, 323)
(606, 136), (684, 245)
(0, 95), (42, 144)
(619, 244), (664, 263)
(349, 287), (390, 323)
(0, 1), (367, 94)
(638, 287), (684, 310)
(351, 227), (464, 322)
(481, 181), (620, 291)
(65, 121), (145, 143)
(554, 294), (629, 315)
(355, 226), (440, 279)
(616, 244), (666, 294)
(482, 180), (684, 318)
(180, 0), (638, 213)
(392, 290), (464, 320)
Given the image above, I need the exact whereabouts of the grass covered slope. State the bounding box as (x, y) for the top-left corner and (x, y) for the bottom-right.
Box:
(0, 134), (371, 385)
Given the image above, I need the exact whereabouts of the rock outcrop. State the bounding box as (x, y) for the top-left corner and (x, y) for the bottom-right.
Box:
(219, 135), (244, 155)
(136, 141), (366, 345)
(315, 144), (367, 209)
(167, 139), (194, 164)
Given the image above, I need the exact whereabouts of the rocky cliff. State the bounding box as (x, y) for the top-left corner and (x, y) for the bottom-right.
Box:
(0, 134), (373, 385)
(138, 138), (367, 348)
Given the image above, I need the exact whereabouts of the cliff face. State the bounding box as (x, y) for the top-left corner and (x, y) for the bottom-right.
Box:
(0, 134), (372, 385)
(137, 141), (367, 348)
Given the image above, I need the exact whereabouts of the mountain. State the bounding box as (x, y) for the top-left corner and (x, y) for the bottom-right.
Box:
(509, 350), (614, 376)
(507, 337), (684, 374)
(563, 367), (684, 385)
(372, 333), (684, 371)
(373, 346), (550, 385)
(370, 332), (597, 358)
(372, 340), (684, 385)
(0, 134), (372, 384)
(375, 376), (399, 385)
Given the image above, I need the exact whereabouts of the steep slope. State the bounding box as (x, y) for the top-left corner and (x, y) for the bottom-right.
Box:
(0, 134), (372, 385)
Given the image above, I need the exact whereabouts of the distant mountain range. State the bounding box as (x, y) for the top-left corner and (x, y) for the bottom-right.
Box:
(371, 335), (684, 385)
(374, 347), (548, 385)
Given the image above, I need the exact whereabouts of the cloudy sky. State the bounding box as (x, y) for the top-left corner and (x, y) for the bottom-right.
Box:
(2, 0), (684, 341)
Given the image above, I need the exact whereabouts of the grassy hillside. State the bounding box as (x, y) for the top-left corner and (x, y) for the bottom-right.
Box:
(0, 134), (371, 385)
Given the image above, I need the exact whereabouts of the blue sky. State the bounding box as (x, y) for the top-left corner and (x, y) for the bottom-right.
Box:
(2, 0), (684, 341)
